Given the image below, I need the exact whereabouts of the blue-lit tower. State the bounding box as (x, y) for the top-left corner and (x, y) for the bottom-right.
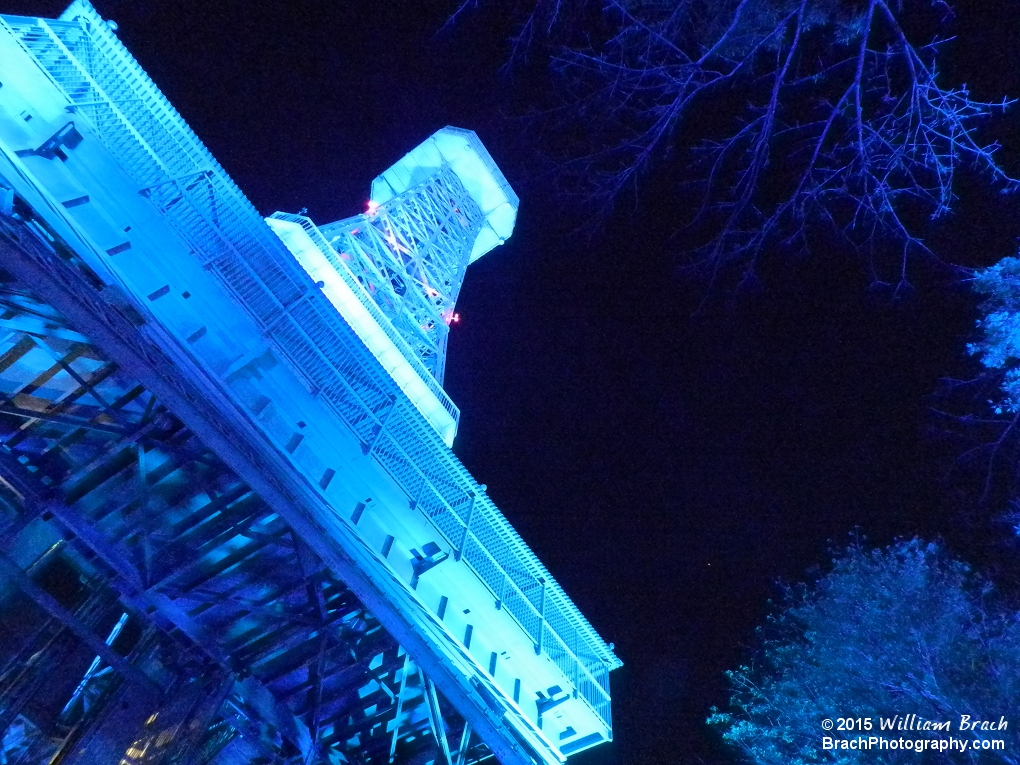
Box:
(266, 128), (518, 447)
(295, 127), (517, 386)
(0, 3), (618, 765)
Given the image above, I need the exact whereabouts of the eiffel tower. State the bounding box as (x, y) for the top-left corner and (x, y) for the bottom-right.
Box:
(0, 2), (618, 764)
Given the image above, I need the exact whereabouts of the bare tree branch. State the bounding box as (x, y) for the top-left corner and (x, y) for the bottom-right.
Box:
(459, 0), (1017, 285)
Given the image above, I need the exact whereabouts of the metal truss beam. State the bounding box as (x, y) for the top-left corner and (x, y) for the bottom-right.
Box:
(0, 271), (496, 765)
(0, 213), (534, 765)
(0, 549), (156, 690)
(0, 444), (321, 763)
(421, 669), (454, 765)
(0, 402), (129, 434)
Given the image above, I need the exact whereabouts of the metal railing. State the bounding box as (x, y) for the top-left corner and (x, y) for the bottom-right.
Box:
(267, 211), (459, 422)
(2, 4), (620, 731)
(319, 165), (484, 386)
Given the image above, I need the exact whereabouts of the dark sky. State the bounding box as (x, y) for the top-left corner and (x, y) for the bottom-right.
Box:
(11, 1), (1020, 763)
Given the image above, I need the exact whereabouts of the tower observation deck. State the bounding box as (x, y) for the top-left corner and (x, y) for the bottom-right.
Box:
(0, 3), (618, 765)
(266, 126), (518, 447)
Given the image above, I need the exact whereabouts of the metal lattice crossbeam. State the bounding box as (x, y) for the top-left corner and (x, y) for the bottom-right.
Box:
(0, 5), (618, 758)
(0, 274), (492, 765)
(319, 166), (485, 384)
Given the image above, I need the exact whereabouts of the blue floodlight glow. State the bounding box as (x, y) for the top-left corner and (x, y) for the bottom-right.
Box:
(270, 128), (520, 440)
(0, 5), (618, 761)
(369, 127), (519, 263)
(267, 215), (459, 446)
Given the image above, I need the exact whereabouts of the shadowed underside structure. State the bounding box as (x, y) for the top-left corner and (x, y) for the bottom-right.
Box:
(0, 2), (617, 764)
(0, 267), (489, 765)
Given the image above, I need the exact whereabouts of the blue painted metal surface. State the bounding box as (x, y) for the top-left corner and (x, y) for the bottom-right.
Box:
(310, 127), (519, 387)
(0, 2), (619, 762)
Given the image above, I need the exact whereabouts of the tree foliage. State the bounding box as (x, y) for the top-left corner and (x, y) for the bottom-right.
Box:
(928, 257), (1020, 508)
(969, 257), (1020, 409)
(708, 539), (1020, 764)
(467, 0), (1016, 286)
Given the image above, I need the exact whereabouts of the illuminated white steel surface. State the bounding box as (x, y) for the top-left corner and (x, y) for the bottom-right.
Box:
(314, 131), (517, 388)
(266, 214), (459, 447)
(0, 2), (619, 762)
(368, 127), (518, 265)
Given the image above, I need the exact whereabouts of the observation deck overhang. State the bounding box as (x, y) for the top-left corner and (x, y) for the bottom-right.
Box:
(0, 3), (619, 763)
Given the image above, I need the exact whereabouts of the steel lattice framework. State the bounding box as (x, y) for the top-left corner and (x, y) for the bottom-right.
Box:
(0, 249), (492, 765)
(317, 166), (485, 385)
(0, 5), (614, 712)
(0, 3), (619, 764)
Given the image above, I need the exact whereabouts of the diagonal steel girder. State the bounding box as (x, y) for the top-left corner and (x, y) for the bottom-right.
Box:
(0, 446), (323, 763)
(0, 220), (539, 765)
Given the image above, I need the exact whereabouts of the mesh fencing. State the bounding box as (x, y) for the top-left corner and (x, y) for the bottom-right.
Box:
(2, 7), (618, 728)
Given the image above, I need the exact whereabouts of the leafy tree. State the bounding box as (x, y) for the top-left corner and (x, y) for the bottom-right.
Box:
(460, 0), (1016, 287)
(708, 539), (1020, 764)
(930, 257), (1020, 508)
(969, 257), (1020, 410)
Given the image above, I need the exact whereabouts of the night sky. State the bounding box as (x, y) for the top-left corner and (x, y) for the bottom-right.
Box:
(10, 1), (1020, 763)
